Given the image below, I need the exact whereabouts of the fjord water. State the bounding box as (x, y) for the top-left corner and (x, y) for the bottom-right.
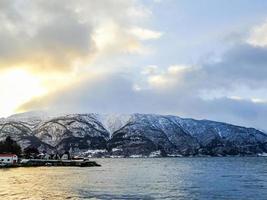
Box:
(1, 157), (267, 200)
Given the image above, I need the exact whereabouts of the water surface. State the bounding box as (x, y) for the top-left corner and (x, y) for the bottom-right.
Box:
(1, 157), (267, 200)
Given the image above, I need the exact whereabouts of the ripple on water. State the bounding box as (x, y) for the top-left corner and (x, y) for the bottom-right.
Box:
(1, 157), (267, 200)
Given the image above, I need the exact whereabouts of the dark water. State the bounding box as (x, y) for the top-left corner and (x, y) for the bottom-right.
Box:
(1, 157), (267, 200)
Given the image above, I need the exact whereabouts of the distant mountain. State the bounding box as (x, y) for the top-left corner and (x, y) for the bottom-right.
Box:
(1, 112), (267, 157)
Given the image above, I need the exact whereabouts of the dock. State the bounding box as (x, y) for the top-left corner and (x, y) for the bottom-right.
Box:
(20, 159), (101, 167)
(0, 159), (101, 168)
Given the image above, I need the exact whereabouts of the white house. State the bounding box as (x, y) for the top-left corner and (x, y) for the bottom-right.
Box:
(0, 154), (18, 165)
(61, 153), (69, 160)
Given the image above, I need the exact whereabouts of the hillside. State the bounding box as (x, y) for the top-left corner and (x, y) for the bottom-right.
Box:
(1, 113), (267, 157)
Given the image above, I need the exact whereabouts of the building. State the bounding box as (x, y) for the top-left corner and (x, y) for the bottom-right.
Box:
(61, 153), (69, 160)
(0, 154), (18, 165)
(44, 153), (50, 160)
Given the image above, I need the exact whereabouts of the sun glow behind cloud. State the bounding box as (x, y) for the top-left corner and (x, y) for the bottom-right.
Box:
(0, 69), (47, 117)
(2, 0), (267, 131)
(0, 0), (163, 117)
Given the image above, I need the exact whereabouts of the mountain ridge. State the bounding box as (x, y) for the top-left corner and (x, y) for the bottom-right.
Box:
(1, 112), (267, 157)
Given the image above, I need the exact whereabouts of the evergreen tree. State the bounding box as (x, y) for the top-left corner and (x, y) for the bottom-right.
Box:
(0, 136), (22, 155)
(24, 146), (39, 158)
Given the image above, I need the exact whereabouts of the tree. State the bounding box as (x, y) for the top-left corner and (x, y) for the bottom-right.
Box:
(0, 136), (22, 155)
(24, 146), (39, 159)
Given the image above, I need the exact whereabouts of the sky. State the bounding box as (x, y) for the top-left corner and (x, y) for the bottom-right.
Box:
(1, 0), (267, 130)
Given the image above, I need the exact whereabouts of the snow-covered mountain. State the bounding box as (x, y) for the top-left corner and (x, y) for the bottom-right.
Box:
(1, 112), (267, 157)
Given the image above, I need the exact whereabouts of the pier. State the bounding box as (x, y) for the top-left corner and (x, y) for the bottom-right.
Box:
(0, 159), (101, 168)
(19, 159), (101, 167)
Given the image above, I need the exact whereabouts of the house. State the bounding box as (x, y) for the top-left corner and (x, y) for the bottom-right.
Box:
(0, 154), (18, 165)
(44, 153), (50, 160)
(61, 153), (69, 160)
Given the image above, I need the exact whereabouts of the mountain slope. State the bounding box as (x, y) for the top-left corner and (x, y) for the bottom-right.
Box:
(1, 113), (267, 157)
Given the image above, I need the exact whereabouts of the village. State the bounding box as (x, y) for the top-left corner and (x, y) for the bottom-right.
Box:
(0, 137), (100, 168)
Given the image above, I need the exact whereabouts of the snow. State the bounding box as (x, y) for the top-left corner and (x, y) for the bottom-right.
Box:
(1, 111), (267, 157)
(166, 154), (183, 157)
(129, 154), (143, 158)
(83, 149), (107, 154)
(149, 150), (161, 158)
(258, 153), (267, 157)
(95, 113), (131, 137)
(7, 111), (51, 124)
(111, 148), (123, 152)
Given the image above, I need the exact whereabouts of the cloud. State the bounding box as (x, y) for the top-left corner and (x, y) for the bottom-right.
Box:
(138, 65), (192, 89)
(0, 0), (160, 73)
(17, 32), (267, 130)
(145, 44), (267, 94)
(0, 1), (93, 72)
(129, 27), (162, 40)
(0, 0), (164, 116)
(5, 1), (267, 131)
(17, 70), (267, 131)
(201, 44), (267, 88)
(247, 20), (267, 47)
(92, 22), (161, 56)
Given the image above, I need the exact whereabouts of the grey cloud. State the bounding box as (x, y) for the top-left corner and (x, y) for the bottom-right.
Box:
(0, 0), (145, 72)
(9, 1), (267, 131)
(198, 44), (267, 89)
(18, 40), (267, 130)
(17, 71), (267, 130)
(0, 0), (94, 71)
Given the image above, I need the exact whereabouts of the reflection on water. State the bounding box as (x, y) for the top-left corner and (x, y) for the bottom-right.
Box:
(1, 157), (267, 200)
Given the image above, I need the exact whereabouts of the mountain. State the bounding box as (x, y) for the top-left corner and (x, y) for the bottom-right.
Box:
(1, 112), (267, 157)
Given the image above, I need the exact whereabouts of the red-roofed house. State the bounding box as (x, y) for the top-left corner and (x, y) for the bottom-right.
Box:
(0, 154), (18, 165)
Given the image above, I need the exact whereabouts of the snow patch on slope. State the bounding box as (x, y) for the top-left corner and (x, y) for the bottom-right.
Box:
(95, 114), (131, 137)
